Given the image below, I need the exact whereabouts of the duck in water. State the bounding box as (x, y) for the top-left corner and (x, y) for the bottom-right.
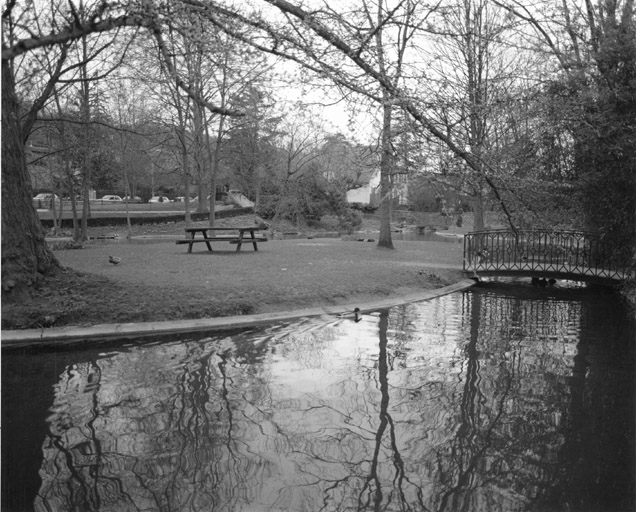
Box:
(338, 308), (362, 322)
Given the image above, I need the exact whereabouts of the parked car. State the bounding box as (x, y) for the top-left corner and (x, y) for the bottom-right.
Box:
(99, 195), (123, 202)
(148, 196), (172, 203)
(123, 195), (142, 203)
(32, 193), (60, 208)
(33, 193), (59, 201)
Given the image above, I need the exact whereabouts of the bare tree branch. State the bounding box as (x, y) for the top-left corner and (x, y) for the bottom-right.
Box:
(150, 25), (244, 118)
(2, 12), (155, 60)
(490, 0), (571, 71)
(262, 0), (519, 230)
(21, 43), (70, 143)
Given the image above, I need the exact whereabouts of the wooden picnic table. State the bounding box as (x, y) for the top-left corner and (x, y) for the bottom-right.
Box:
(176, 226), (267, 253)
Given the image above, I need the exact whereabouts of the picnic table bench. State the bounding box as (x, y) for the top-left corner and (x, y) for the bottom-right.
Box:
(176, 226), (267, 253)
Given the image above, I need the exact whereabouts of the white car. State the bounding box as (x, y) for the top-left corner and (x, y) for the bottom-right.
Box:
(148, 196), (172, 203)
(100, 195), (123, 202)
(32, 193), (60, 208)
(33, 193), (59, 201)
(123, 195), (142, 203)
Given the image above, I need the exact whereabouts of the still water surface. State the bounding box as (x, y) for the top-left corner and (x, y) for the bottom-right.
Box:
(2, 285), (634, 511)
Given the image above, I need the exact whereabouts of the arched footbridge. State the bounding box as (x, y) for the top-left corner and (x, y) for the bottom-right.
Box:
(463, 230), (632, 285)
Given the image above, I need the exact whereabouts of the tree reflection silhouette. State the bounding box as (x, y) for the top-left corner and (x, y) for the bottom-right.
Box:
(533, 293), (636, 511)
(38, 361), (108, 511)
(358, 310), (409, 511)
(435, 292), (518, 512)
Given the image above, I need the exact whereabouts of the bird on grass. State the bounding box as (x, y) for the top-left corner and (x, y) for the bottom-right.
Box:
(109, 255), (122, 265)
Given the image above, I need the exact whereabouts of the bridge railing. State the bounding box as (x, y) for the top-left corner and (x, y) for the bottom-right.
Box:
(463, 229), (630, 282)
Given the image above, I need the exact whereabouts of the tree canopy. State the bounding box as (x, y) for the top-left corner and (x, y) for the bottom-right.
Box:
(2, 0), (635, 296)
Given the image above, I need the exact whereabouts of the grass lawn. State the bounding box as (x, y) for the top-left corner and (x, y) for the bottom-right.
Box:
(2, 216), (467, 330)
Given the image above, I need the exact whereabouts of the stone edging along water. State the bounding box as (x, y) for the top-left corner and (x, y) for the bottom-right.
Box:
(1, 279), (477, 349)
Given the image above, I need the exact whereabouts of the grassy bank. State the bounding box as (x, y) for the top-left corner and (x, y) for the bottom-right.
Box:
(2, 218), (465, 329)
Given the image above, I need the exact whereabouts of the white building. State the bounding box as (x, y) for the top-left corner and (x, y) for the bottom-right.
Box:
(346, 170), (380, 205)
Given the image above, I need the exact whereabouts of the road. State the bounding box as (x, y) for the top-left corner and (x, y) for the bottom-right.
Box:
(36, 202), (234, 220)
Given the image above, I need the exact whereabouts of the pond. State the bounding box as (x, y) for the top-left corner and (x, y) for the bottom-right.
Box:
(2, 284), (634, 512)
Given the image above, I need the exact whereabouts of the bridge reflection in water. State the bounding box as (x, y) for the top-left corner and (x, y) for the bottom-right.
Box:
(2, 287), (634, 512)
(464, 229), (632, 284)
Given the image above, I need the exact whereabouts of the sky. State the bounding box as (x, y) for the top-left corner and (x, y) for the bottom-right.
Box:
(266, 47), (380, 144)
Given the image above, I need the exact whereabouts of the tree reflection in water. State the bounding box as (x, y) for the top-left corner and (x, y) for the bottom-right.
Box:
(9, 288), (631, 511)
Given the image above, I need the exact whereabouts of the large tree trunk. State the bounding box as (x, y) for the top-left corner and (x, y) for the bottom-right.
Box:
(208, 112), (225, 229)
(79, 35), (92, 242)
(1, 60), (60, 297)
(377, 101), (394, 249)
(183, 153), (192, 228)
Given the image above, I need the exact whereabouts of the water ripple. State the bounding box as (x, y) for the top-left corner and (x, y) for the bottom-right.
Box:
(2, 286), (633, 512)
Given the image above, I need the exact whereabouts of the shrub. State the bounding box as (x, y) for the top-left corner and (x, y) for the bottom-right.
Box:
(348, 202), (379, 214)
(337, 208), (363, 234)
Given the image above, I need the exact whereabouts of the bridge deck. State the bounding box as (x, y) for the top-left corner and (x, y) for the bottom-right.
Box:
(463, 230), (631, 284)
